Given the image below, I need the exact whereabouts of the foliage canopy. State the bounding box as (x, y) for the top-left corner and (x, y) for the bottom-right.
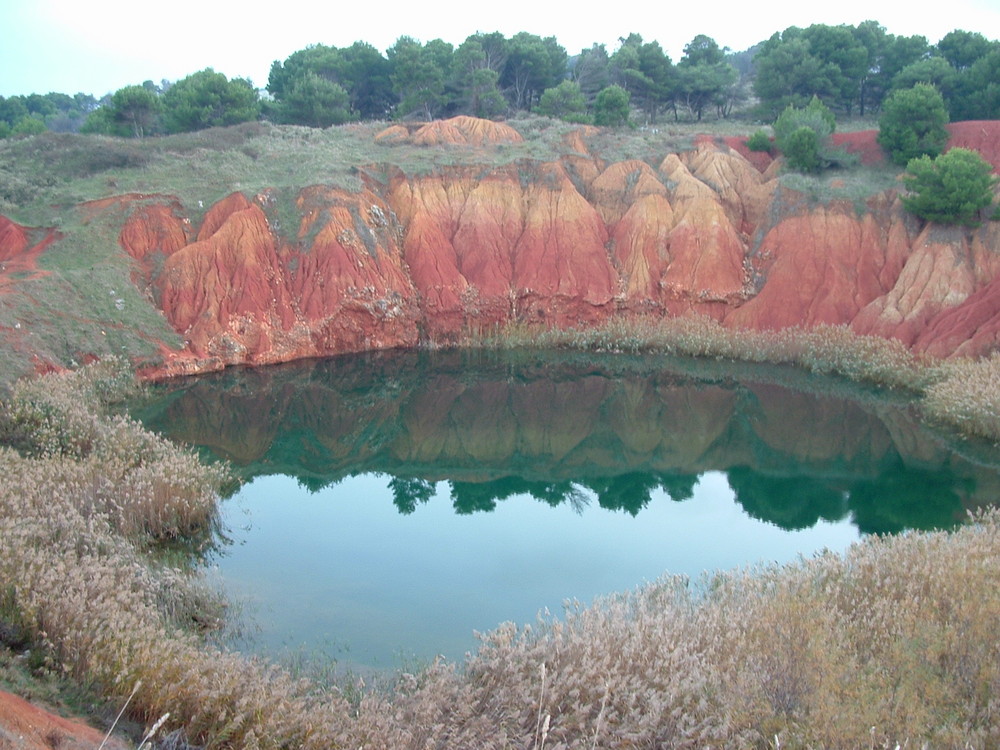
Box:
(161, 69), (260, 134)
(535, 80), (590, 123)
(2, 22), (1000, 137)
(593, 85), (631, 126)
(772, 96), (843, 173)
(877, 83), (949, 166)
(901, 147), (998, 226)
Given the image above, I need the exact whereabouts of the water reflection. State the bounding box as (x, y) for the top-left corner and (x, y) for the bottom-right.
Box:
(135, 348), (996, 535)
(214, 471), (861, 669)
(130, 349), (1000, 669)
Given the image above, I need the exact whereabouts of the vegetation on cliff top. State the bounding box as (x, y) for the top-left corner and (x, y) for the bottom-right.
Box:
(902, 147), (999, 226)
(3, 24), (999, 139)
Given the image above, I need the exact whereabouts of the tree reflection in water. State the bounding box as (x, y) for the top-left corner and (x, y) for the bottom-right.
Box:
(133, 348), (998, 536)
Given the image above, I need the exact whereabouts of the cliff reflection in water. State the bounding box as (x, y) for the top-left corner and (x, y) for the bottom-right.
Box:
(134, 349), (1000, 535)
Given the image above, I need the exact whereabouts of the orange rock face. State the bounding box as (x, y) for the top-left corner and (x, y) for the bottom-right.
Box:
(728, 197), (912, 331)
(118, 201), (191, 292)
(375, 115), (524, 146)
(122, 122), (1000, 374)
(7, 117), (1000, 378)
(387, 161), (617, 336)
(0, 690), (127, 750)
(149, 187), (420, 371)
(831, 130), (886, 166)
(0, 215), (59, 288)
(946, 121), (1000, 172)
(0, 215), (29, 261)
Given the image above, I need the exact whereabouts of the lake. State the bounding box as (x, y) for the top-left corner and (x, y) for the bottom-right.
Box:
(133, 349), (1000, 673)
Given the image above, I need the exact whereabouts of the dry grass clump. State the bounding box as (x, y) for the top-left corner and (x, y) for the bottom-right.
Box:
(922, 353), (1000, 441)
(0, 446), (345, 748)
(0, 361), (356, 747)
(472, 315), (934, 392)
(702, 527), (1000, 747)
(0, 359), (223, 539)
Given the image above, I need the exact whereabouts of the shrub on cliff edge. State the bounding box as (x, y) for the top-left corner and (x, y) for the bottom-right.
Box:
(746, 129), (773, 153)
(902, 147), (998, 226)
(772, 96), (853, 173)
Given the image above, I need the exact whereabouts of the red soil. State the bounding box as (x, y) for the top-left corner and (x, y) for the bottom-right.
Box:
(0, 690), (127, 750)
(7, 117), (1000, 379)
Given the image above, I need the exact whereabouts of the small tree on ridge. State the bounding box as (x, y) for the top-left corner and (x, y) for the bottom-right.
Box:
(901, 147), (997, 226)
(878, 83), (950, 166)
(594, 84), (630, 126)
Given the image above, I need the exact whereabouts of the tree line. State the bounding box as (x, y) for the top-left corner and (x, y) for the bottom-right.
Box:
(1, 22), (997, 139)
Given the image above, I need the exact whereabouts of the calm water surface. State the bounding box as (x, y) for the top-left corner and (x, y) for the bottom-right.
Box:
(134, 349), (1000, 672)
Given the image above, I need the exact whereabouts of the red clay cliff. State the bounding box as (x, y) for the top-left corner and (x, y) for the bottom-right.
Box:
(4, 118), (1000, 378)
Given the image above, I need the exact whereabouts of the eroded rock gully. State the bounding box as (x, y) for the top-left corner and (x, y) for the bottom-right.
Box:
(4, 118), (1000, 379)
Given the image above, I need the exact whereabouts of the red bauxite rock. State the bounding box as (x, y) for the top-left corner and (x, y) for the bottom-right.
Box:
(4, 117), (1000, 379)
(0, 690), (127, 750)
(0, 215), (29, 261)
(728, 198), (912, 331)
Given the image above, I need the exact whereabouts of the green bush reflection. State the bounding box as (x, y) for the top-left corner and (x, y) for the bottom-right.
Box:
(133, 349), (998, 535)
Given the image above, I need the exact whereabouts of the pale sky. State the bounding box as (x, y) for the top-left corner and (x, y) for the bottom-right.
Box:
(3, 0), (999, 97)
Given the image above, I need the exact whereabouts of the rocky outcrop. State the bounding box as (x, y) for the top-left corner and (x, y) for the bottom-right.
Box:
(124, 187), (421, 372)
(375, 116), (524, 146)
(386, 160), (617, 336)
(946, 121), (1000, 172)
(0, 690), (126, 750)
(852, 223), (1000, 347)
(4, 118), (1000, 378)
(0, 216), (30, 261)
(728, 195), (913, 330)
(0, 215), (58, 286)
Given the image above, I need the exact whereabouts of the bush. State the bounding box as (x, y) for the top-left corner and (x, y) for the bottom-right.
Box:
(746, 129), (773, 153)
(782, 126), (821, 172)
(901, 147), (998, 226)
(161, 69), (260, 134)
(593, 85), (631, 127)
(11, 117), (46, 138)
(772, 96), (846, 173)
(878, 83), (950, 167)
(535, 80), (590, 124)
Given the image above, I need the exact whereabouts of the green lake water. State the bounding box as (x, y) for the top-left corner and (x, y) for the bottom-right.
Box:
(133, 349), (1000, 672)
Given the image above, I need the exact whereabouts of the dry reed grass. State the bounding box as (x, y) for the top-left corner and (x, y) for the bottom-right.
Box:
(3, 352), (1000, 748)
(466, 315), (1000, 446)
(468, 315), (938, 392)
(922, 353), (1000, 441)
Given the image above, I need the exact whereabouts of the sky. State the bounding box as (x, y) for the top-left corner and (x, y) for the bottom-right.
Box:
(2, 0), (1000, 98)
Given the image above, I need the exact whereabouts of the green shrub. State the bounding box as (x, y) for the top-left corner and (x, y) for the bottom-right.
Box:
(902, 147), (998, 226)
(535, 80), (590, 124)
(746, 129), (773, 153)
(11, 117), (46, 138)
(773, 96), (852, 173)
(782, 126), (822, 172)
(878, 83), (950, 166)
(161, 68), (260, 134)
(593, 85), (631, 127)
